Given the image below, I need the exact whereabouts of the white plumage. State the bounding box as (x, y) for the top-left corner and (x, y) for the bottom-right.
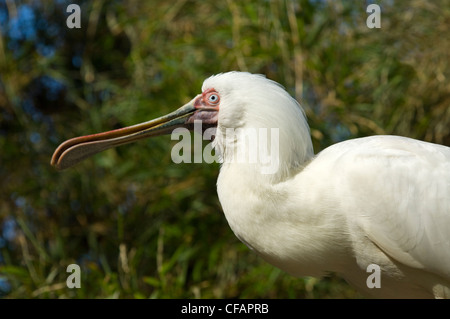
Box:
(52, 72), (450, 298)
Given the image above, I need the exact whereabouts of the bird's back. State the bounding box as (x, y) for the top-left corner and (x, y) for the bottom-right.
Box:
(310, 135), (450, 297)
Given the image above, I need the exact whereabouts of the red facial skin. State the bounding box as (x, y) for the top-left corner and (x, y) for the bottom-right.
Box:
(187, 88), (220, 126)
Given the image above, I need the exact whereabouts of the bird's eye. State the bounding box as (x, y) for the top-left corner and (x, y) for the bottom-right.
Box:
(207, 93), (220, 105)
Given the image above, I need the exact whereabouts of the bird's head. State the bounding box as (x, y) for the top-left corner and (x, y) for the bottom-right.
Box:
(51, 71), (313, 177)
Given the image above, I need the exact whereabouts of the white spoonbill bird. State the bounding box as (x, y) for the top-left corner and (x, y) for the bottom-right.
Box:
(51, 72), (450, 298)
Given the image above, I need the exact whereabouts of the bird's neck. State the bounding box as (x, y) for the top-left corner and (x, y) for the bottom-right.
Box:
(214, 123), (353, 277)
(213, 125), (314, 183)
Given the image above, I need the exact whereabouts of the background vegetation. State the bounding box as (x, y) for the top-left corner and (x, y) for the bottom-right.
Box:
(0, 0), (448, 298)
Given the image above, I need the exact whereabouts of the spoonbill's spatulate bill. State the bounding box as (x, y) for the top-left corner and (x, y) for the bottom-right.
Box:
(51, 72), (450, 298)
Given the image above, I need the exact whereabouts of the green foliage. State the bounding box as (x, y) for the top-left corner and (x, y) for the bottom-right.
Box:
(0, 0), (448, 298)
